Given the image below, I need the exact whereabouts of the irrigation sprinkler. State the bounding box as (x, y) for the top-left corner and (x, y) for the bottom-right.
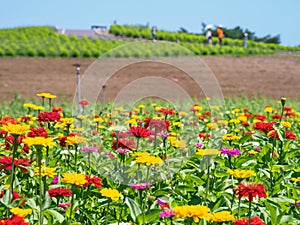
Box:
(73, 63), (81, 114)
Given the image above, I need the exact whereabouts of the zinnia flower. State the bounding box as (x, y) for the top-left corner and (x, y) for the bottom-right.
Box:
(227, 169), (255, 179)
(222, 134), (240, 141)
(130, 183), (152, 190)
(233, 216), (266, 225)
(205, 211), (235, 222)
(83, 175), (103, 188)
(220, 147), (241, 156)
(0, 156), (30, 173)
(38, 112), (61, 122)
(173, 205), (210, 222)
(61, 172), (87, 187)
(0, 215), (30, 225)
(10, 207), (32, 217)
(135, 154), (163, 166)
(81, 146), (99, 153)
(100, 188), (121, 201)
(47, 188), (72, 198)
(22, 137), (55, 147)
(235, 182), (267, 202)
(2, 123), (30, 136)
(130, 126), (150, 138)
(34, 166), (57, 178)
(196, 149), (219, 156)
(27, 127), (48, 137)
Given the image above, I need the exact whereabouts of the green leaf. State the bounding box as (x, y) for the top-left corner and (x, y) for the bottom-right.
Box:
(136, 209), (161, 224)
(125, 197), (141, 221)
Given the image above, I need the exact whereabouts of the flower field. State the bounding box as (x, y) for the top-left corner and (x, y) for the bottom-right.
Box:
(0, 93), (300, 225)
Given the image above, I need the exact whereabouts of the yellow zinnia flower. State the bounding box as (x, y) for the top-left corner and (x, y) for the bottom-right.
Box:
(205, 211), (235, 222)
(2, 123), (30, 136)
(22, 137), (55, 147)
(65, 136), (86, 146)
(61, 172), (87, 186)
(135, 155), (163, 166)
(10, 207), (32, 217)
(196, 149), (219, 156)
(174, 205), (210, 222)
(206, 122), (218, 129)
(222, 134), (240, 141)
(227, 169), (255, 179)
(280, 121), (291, 128)
(61, 118), (74, 125)
(34, 166), (57, 178)
(100, 188), (121, 201)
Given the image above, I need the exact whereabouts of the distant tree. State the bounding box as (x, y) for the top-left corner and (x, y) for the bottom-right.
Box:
(178, 27), (188, 33)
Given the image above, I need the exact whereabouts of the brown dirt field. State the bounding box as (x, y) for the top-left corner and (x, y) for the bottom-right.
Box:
(0, 55), (299, 104)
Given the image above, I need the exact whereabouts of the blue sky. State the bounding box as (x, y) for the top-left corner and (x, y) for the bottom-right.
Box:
(1, 0), (299, 46)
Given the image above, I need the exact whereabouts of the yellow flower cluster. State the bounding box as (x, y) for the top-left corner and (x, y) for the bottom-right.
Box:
(34, 166), (57, 178)
(36, 92), (56, 99)
(206, 123), (218, 129)
(291, 177), (300, 183)
(280, 121), (291, 128)
(227, 169), (255, 179)
(65, 136), (86, 146)
(171, 140), (186, 148)
(22, 137), (55, 147)
(61, 172), (87, 186)
(2, 123), (30, 136)
(205, 211), (235, 222)
(196, 149), (219, 156)
(173, 205), (210, 223)
(100, 188), (121, 201)
(60, 118), (74, 125)
(10, 207), (32, 217)
(23, 103), (45, 111)
(135, 153), (163, 166)
(222, 134), (240, 141)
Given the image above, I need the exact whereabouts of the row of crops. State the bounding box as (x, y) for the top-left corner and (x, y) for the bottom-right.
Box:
(109, 25), (300, 52)
(0, 26), (296, 58)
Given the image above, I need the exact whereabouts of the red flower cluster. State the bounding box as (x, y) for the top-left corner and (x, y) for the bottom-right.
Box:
(78, 100), (89, 106)
(0, 116), (16, 125)
(5, 135), (29, 153)
(234, 216), (266, 225)
(253, 122), (276, 133)
(157, 108), (175, 116)
(27, 127), (48, 138)
(130, 126), (150, 138)
(198, 132), (212, 139)
(144, 118), (170, 132)
(255, 114), (267, 121)
(47, 188), (72, 198)
(0, 156), (31, 174)
(268, 130), (296, 140)
(235, 182), (267, 202)
(38, 112), (61, 123)
(83, 175), (103, 188)
(0, 216), (29, 225)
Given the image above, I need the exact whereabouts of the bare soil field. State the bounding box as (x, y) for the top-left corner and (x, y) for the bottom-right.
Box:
(0, 55), (299, 104)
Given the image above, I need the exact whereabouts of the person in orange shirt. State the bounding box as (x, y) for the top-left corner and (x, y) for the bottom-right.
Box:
(217, 24), (224, 45)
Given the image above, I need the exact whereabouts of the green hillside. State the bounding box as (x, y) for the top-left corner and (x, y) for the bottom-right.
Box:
(0, 26), (299, 58)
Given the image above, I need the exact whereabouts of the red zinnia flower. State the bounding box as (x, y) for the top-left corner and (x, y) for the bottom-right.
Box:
(0, 156), (31, 174)
(235, 182), (267, 202)
(255, 114), (267, 121)
(78, 100), (89, 106)
(253, 122), (276, 133)
(38, 112), (61, 123)
(47, 188), (72, 198)
(0, 189), (27, 206)
(157, 108), (175, 116)
(130, 126), (150, 138)
(5, 135), (29, 153)
(198, 132), (212, 139)
(0, 215), (30, 225)
(268, 130), (296, 140)
(52, 107), (63, 113)
(83, 175), (103, 188)
(27, 127), (48, 138)
(144, 118), (170, 132)
(0, 116), (16, 125)
(233, 216), (266, 225)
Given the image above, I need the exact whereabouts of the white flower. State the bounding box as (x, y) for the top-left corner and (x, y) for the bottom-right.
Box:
(61, 149), (76, 155)
(108, 126), (127, 132)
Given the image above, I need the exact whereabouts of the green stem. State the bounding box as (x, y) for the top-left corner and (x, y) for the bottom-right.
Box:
(204, 157), (211, 205)
(136, 138), (140, 151)
(142, 166), (150, 224)
(10, 135), (18, 201)
(69, 185), (75, 222)
(248, 200), (252, 225)
(37, 148), (44, 225)
(237, 198), (241, 218)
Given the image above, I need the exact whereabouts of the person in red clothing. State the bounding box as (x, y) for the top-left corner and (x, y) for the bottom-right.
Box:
(217, 24), (224, 45)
